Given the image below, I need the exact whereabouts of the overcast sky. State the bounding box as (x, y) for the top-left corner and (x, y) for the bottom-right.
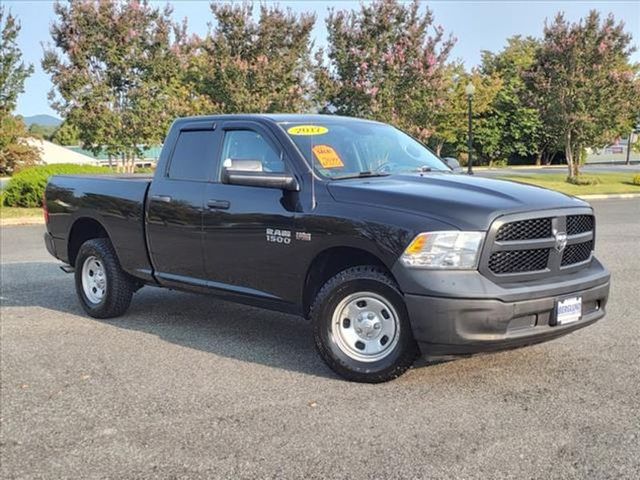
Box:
(7, 0), (640, 118)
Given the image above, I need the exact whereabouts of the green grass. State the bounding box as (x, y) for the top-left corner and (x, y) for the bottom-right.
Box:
(0, 206), (43, 220)
(498, 173), (640, 196)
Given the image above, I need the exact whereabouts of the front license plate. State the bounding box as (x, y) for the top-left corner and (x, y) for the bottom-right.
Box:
(556, 296), (582, 325)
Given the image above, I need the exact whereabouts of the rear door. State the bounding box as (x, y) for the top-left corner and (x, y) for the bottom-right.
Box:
(146, 121), (222, 285)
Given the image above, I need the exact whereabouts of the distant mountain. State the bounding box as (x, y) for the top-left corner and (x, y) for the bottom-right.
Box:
(22, 114), (62, 127)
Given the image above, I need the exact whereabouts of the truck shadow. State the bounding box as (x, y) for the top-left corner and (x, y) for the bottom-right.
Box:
(1, 261), (336, 380)
(2, 261), (551, 384)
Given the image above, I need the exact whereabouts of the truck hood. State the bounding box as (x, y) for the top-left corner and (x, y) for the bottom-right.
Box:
(326, 173), (588, 230)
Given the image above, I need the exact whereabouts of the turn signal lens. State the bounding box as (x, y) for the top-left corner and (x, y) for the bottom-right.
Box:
(400, 231), (485, 269)
(404, 234), (427, 255)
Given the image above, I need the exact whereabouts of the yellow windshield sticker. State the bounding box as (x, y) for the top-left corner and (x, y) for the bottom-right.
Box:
(313, 145), (344, 169)
(287, 125), (328, 136)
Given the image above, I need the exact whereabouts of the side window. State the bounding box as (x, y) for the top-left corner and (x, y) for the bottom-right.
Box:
(168, 130), (218, 181)
(221, 130), (286, 173)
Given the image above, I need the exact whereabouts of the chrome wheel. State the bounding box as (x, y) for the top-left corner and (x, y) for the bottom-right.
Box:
(81, 255), (107, 304)
(331, 292), (400, 362)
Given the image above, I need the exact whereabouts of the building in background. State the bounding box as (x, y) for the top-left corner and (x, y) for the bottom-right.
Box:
(25, 138), (97, 165)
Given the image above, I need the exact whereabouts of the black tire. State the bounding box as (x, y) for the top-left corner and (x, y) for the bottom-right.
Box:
(311, 266), (418, 383)
(74, 238), (135, 318)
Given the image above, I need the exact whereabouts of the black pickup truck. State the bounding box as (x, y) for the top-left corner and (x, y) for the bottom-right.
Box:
(44, 114), (610, 382)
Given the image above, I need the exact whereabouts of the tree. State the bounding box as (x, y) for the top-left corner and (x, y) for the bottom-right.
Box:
(315, 0), (454, 143)
(28, 123), (57, 140)
(0, 6), (33, 115)
(0, 115), (40, 176)
(51, 121), (80, 146)
(0, 6), (39, 175)
(185, 2), (315, 113)
(43, 0), (190, 171)
(529, 11), (640, 178)
(480, 36), (550, 164)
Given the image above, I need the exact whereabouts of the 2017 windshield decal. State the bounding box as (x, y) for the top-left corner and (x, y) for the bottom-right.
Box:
(287, 125), (328, 136)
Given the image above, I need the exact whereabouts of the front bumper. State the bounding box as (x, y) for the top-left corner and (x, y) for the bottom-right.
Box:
(395, 259), (610, 357)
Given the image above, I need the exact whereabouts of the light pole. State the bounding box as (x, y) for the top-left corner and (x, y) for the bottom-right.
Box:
(465, 81), (476, 175)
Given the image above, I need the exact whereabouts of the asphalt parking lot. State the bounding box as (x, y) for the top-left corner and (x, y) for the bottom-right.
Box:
(1, 198), (639, 479)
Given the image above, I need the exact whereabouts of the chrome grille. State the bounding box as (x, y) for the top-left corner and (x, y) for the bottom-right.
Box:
(481, 209), (595, 280)
(495, 217), (552, 241)
(561, 240), (593, 266)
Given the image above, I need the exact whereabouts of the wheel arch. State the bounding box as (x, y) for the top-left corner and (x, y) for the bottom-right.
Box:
(302, 246), (399, 318)
(67, 217), (111, 267)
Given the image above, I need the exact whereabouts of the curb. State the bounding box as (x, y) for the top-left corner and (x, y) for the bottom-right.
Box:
(476, 164), (640, 170)
(577, 193), (640, 200)
(0, 217), (45, 227)
(475, 166), (565, 171)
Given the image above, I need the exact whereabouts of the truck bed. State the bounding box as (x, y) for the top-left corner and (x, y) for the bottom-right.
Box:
(45, 174), (154, 281)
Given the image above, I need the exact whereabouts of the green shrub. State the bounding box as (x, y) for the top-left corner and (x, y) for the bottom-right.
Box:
(2, 163), (110, 207)
(134, 166), (156, 174)
(489, 158), (508, 168)
(566, 175), (602, 186)
(632, 174), (640, 186)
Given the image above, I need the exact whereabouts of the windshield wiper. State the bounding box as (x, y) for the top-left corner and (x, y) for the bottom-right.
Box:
(332, 171), (391, 180)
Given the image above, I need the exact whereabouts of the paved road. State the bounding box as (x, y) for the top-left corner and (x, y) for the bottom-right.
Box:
(476, 164), (640, 177)
(1, 199), (639, 479)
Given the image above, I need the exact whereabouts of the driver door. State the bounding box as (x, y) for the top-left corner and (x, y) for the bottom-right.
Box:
(201, 121), (300, 305)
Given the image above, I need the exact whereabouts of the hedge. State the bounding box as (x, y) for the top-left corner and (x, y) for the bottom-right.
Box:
(2, 163), (111, 208)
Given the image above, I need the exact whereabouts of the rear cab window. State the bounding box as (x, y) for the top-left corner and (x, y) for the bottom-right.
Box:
(168, 130), (220, 182)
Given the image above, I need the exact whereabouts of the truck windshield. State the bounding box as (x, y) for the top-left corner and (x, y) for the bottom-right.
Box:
(279, 120), (449, 180)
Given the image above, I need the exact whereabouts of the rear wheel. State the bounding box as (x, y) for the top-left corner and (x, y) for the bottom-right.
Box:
(311, 266), (418, 383)
(74, 238), (135, 318)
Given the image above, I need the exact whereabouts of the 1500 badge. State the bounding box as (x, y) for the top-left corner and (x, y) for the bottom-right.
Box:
(266, 228), (291, 244)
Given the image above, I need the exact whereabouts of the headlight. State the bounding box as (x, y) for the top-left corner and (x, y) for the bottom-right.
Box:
(400, 231), (485, 269)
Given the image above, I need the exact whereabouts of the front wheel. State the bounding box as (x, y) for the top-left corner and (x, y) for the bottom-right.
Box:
(311, 266), (418, 383)
(74, 238), (135, 318)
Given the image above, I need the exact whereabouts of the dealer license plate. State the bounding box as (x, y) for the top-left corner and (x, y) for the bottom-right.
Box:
(556, 296), (582, 325)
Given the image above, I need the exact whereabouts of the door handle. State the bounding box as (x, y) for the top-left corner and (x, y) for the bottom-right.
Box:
(207, 199), (230, 210)
(151, 194), (172, 203)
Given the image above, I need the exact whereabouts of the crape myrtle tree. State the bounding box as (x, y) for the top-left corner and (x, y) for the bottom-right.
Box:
(528, 11), (640, 179)
(185, 2), (316, 113)
(0, 6), (39, 175)
(314, 0), (454, 144)
(43, 0), (195, 171)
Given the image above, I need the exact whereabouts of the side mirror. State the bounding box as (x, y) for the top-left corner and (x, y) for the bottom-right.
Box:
(442, 157), (462, 172)
(221, 159), (299, 191)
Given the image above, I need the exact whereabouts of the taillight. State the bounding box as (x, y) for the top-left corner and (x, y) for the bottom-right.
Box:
(42, 192), (49, 224)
